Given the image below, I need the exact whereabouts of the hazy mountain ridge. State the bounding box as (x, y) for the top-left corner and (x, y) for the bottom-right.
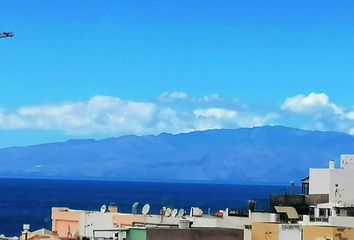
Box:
(0, 126), (353, 184)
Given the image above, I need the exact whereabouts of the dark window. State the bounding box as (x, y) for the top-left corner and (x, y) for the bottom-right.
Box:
(319, 208), (327, 217)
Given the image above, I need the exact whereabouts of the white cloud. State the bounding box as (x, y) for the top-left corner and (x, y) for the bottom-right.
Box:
(5, 92), (354, 136)
(0, 94), (277, 136)
(157, 92), (223, 104)
(280, 92), (354, 134)
(157, 91), (189, 102)
(281, 92), (330, 113)
(0, 96), (158, 135)
(194, 108), (237, 120)
(193, 108), (277, 131)
(199, 94), (221, 103)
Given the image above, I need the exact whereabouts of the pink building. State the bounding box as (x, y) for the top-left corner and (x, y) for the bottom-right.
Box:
(52, 207), (146, 239)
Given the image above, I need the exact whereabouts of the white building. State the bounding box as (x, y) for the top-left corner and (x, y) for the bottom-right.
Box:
(303, 154), (354, 228)
(310, 154), (354, 207)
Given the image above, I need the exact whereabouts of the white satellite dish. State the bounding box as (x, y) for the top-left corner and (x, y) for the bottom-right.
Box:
(100, 204), (107, 213)
(164, 207), (172, 217)
(172, 209), (178, 217)
(132, 202), (139, 214)
(142, 204), (150, 215)
(177, 208), (185, 217)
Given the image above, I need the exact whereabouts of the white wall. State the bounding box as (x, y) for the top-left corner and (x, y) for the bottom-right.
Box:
(328, 169), (354, 206)
(341, 154), (354, 169)
(250, 212), (278, 223)
(145, 215), (179, 225)
(80, 212), (115, 238)
(278, 224), (302, 240)
(329, 216), (354, 227)
(310, 165), (354, 206)
(309, 169), (330, 195)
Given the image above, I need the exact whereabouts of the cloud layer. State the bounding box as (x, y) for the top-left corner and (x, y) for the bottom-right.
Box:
(1, 92), (354, 136)
(0, 93), (276, 136)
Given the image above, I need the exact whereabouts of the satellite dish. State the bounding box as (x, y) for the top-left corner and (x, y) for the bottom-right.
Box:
(177, 208), (185, 217)
(142, 204), (150, 216)
(172, 209), (178, 217)
(164, 207), (172, 217)
(100, 205), (107, 213)
(132, 202), (139, 215)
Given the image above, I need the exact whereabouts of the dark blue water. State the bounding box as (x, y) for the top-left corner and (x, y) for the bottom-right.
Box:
(0, 178), (287, 236)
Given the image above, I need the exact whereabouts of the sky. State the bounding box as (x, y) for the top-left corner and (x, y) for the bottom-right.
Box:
(1, 0), (354, 147)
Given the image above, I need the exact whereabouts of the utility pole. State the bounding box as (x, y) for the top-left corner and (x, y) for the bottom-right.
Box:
(0, 32), (14, 39)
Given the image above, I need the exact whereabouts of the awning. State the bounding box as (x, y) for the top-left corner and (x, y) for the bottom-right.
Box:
(274, 206), (299, 219)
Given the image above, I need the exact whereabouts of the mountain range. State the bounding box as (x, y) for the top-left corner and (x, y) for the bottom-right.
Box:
(0, 126), (353, 184)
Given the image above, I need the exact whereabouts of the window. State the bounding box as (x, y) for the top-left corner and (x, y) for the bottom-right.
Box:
(319, 208), (327, 217)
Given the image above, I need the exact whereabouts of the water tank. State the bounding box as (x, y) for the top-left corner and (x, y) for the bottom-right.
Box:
(178, 219), (190, 229)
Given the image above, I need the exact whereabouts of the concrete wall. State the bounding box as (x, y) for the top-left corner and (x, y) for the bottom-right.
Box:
(309, 167), (354, 206)
(303, 226), (354, 240)
(80, 212), (115, 238)
(113, 214), (147, 228)
(328, 169), (354, 206)
(278, 224), (301, 240)
(341, 154), (354, 169)
(329, 216), (354, 228)
(192, 216), (251, 229)
(252, 223), (279, 240)
(144, 215), (179, 226)
(250, 212), (278, 223)
(309, 169), (330, 195)
(51, 208), (82, 239)
(303, 226), (335, 240)
(146, 228), (243, 240)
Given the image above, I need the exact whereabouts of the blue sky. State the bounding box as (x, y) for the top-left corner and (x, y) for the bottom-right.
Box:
(1, 0), (354, 147)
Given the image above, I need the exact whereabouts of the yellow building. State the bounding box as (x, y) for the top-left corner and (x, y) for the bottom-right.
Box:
(303, 226), (354, 240)
(252, 222), (280, 240)
(252, 223), (354, 240)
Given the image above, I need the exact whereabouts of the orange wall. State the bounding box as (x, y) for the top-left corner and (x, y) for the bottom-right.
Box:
(52, 208), (148, 238)
(252, 223), (279, 240)
(303, 226), (354, 240)
(52, 208), (81, 239)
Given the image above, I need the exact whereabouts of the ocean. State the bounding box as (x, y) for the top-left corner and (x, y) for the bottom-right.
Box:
(0, 178), (287, 236)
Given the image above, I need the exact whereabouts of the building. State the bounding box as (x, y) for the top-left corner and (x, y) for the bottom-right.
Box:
(252, 223), (354, 240)
(126, 228), (243, 240)
(252, 223), (301, 240)
(52, 205), (280, 240)
(52, 207), (146, 239)
(49, 154), (354, 240)
(306, 155), (354, 226)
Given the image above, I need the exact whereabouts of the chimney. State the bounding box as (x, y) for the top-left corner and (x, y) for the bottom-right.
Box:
(329, 160), (335, 169)
(108, 203), (118, 213)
